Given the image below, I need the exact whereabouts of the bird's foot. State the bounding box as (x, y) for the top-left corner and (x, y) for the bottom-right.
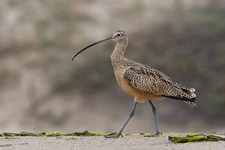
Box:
(105, 133), (122, 138)
(144, 132), (162, 137)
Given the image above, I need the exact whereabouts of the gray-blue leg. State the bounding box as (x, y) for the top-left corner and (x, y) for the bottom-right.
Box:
(148, 100), (161, 135)
(105, 101), (137, 138)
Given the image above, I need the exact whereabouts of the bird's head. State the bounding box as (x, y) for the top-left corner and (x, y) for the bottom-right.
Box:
(72, 30), (127, 60)
(111, 30), (127, 42)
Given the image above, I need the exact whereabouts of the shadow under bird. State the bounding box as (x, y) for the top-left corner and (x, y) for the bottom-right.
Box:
(72, 30), (196, 138)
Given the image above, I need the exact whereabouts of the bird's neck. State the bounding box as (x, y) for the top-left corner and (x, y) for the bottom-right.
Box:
(110, 38), (128, 68)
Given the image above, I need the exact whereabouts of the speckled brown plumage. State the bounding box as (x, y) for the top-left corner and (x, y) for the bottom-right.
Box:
(110, 30), (196, 106)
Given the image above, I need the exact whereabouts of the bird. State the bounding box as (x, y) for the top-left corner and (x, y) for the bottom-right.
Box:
(72, 30), (196, 138)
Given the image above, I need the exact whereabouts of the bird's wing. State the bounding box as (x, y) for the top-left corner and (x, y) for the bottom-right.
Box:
(123, 65), (169, 94)
(123, 65), (196, 102)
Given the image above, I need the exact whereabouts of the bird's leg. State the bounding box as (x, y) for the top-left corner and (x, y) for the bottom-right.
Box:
(105, 101), (137, 138)
(145, 100), (162, 137)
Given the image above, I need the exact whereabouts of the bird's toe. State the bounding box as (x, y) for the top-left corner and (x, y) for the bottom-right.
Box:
(144, 132), (162, 137)
(105, 134), (122, 138)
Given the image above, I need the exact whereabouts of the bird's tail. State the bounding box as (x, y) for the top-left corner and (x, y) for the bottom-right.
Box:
(162, 87), (197, 106)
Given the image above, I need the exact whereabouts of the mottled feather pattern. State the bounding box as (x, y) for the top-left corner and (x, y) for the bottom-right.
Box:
(123, 60), (196, 106)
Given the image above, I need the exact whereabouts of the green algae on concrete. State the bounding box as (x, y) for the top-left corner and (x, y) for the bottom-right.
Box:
(169, 133), (225, 143)
(1, 132), (19, 137)
(0, 131), (115, 137)
(65, 131), (116, 136)
(141, 133), (168, 137)
(0, 131), (166, 137)
(20, 132), (39, 136)
(46, 132), (64, 137)
(0, 132), (45, 137)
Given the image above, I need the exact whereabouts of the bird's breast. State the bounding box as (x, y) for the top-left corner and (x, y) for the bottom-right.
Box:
(114, 67), (130, 92)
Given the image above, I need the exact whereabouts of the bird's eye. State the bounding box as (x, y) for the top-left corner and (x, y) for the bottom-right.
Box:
(117, 33), (121, 37)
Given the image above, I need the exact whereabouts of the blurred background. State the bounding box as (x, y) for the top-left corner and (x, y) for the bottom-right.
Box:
(0, 0), (225, 134)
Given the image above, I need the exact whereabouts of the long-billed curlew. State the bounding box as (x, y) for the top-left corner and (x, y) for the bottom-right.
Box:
(72, 30), (196, 138)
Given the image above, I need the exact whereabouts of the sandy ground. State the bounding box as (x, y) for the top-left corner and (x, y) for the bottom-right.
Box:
(0, 134), (224, 150)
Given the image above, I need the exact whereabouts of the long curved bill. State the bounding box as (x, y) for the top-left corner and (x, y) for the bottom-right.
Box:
(72, 37), (113, 61)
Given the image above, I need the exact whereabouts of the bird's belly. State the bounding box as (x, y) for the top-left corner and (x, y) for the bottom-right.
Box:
(114, 68), (164, 103)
